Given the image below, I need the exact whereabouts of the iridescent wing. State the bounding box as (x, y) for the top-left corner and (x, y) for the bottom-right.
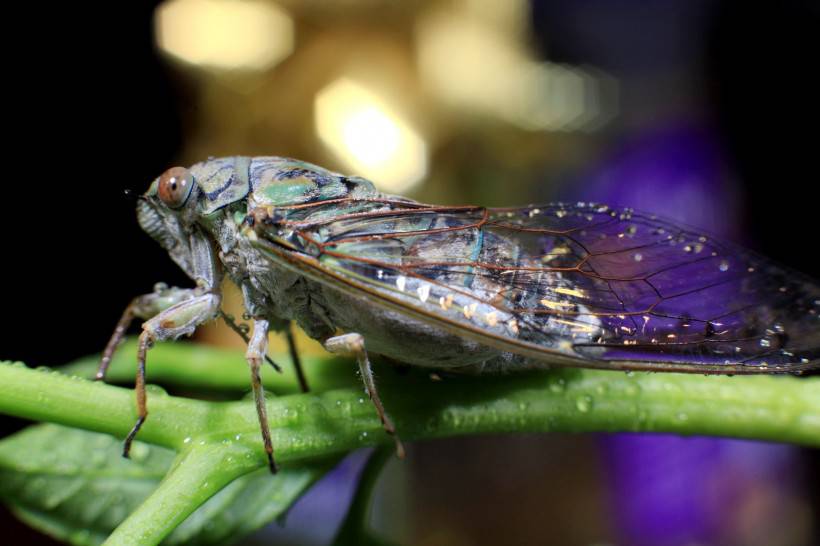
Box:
(254, 199), (820, 373)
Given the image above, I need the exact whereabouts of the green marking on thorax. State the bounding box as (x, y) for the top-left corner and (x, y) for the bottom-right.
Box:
(261, 176), (317, 205)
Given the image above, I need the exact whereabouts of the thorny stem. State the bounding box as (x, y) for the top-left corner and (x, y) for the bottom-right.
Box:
(1, 344), (819, 544)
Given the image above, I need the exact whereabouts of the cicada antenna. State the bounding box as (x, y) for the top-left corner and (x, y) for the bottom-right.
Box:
(123, 188), (148, 202)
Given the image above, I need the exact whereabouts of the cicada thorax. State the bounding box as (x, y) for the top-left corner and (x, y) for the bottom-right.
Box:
(196, 157), (397, 342)
(188, 157), (252, 214)
(245, 157), (376, 208)
(187, 155), (378, 217)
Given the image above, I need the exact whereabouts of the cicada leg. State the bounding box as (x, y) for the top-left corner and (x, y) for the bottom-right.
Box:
(235, 281), (306, 390)
(97, 304), (137, 381)
(97, 285), (199, 381)
(324, 333), (405, 459)
(218, 311), (283, 373)
(121, 291), (221, 458)
(286, 324), (310, 393)
(245, 319), (277, 474)
(220, 313), (308, 396)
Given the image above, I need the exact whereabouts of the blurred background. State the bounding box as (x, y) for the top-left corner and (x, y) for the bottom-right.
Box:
(2, 0), (819, 544)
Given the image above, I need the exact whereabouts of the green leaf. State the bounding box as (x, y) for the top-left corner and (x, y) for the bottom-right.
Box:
(0, 424), (172, 545)
(0, 424), (337, 545)
(167, 462), (337, 545)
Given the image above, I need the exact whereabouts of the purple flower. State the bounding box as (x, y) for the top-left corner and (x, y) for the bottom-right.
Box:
(563, 121), (804, 546)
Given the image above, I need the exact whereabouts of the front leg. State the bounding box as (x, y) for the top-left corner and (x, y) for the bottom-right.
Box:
(96, 284), (198, 381)
(324, 333), (405, 458)
(121, 291), (221, 458)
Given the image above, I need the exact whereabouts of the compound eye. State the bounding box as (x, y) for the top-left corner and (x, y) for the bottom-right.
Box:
(157, 166), (194, 209)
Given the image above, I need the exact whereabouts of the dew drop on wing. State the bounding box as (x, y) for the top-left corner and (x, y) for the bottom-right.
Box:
(493, 204), (820, 372)
(291, 197), (820, 374)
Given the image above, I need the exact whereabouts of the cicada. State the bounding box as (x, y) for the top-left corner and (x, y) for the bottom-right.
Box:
(99, 156), (820, 472)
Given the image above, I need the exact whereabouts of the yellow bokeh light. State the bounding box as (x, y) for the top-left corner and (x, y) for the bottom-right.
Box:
(315, 79), (428, 194)
(416, 8), (614, 131)
(155, 0), (294, 71)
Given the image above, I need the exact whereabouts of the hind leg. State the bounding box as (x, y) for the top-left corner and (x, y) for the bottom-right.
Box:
(324, 333), (405, 458)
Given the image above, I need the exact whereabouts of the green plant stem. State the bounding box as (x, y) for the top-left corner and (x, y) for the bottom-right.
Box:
(103, 445), (260, 545)
(2, 353), (819, 544)
(0, 363), (206, 450)
(2, 358), (819, 457)
(61, 340), (354, 394)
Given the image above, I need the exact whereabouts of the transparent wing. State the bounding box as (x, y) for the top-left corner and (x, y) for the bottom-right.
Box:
(257, 199), (820, 373)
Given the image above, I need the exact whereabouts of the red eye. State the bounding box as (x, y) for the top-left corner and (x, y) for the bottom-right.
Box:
(158, 166), (194, 209)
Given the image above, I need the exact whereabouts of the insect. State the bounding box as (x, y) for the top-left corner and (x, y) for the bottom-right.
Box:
(99, 156), (820, 472)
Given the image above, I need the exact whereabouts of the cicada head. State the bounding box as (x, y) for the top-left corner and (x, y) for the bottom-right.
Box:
(137, 164), (202, 277)
(138, 157), (256, 280)
(138, 155), (379, 279)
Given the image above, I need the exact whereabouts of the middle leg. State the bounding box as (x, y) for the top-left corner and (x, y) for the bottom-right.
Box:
(246, 319), (277, 474)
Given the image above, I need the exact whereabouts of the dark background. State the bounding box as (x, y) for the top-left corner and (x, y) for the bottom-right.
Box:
(2, 1), (818, 544)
